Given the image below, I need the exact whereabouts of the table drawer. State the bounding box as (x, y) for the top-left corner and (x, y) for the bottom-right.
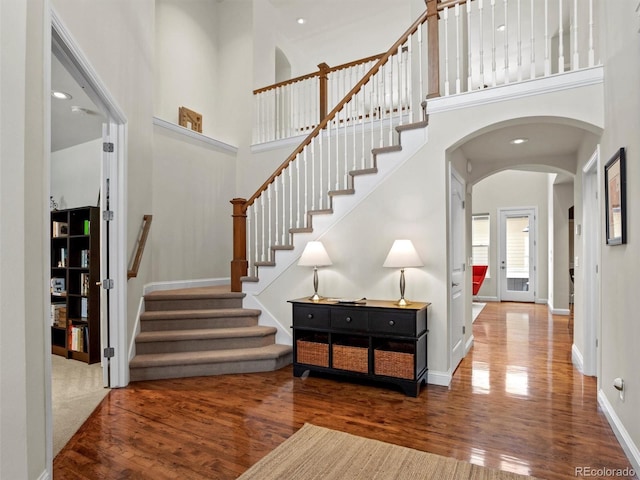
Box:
(369, 311), (416, 335)
(293, 305), (330, 328)
(330, 308), (368, 331)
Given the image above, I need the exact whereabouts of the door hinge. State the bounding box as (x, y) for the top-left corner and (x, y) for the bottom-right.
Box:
(462, 200), (465, 209)
(104, 347), (115, 359)
(595, 264), (599, 274)
(462, 326), (466, 334)
(103, 142), (114, 153)
(103, 210), (114, 221)
(101, 279), (114, 290)
(596, 339), (599, 348)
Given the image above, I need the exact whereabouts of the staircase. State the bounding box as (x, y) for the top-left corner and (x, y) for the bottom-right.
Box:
(129, 285), (292, 382)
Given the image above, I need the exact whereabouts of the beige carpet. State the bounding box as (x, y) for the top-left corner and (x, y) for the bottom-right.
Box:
(52, 354), (109, 457)
(238, 424), (540, 480)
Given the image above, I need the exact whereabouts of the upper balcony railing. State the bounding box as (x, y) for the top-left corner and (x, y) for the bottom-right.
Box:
(252, 0), (597, 145)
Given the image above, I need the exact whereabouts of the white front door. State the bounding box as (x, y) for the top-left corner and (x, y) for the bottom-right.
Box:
(450, 169), (465, 371)
(499, 208), (536, 302)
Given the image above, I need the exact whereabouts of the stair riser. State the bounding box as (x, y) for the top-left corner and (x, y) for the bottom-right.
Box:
(140, 316), (258, 332)
(130, 354), (292, 382)
(145, 297), (243, 311)
(136, 334), (276, 355)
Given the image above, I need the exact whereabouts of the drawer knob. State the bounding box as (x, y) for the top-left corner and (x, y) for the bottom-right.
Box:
(346, 316), (352, 322)
(389, 320), (395, 326)
(307, 313), (313, 319)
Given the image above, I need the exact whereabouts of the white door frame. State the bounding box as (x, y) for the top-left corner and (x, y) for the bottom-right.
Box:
(50, 10), (128, 384)
(580, 146), (601, 377)
(449, 165), (466, 373)
(498, 207), (537, 302)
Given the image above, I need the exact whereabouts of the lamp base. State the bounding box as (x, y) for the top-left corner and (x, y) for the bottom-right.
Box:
(395, 297), (411, 307)
(309, 293), (323, 302)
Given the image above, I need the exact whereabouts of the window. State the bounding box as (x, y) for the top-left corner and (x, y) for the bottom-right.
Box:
(472, 214), (490, 277)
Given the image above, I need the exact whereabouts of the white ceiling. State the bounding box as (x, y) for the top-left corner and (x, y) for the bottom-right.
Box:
(51, 53), (104, 152)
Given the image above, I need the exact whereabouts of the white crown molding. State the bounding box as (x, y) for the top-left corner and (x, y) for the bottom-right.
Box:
(427, 67), (604, 114)
(153, 117), (238, 154)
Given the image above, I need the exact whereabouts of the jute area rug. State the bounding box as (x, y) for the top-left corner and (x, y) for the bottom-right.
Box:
(238, 424), (540, 480)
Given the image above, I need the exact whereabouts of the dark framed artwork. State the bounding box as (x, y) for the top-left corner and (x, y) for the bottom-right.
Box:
(604, 147), (626, 245)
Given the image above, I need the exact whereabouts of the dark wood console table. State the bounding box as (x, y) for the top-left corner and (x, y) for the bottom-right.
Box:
(289, 298), (429, 396)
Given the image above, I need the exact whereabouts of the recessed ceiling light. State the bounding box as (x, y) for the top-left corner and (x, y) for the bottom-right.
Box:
(297, 17), (305, 24)
(510, 138), (528, 145)
(497, 24), (506, 32)
(51, 90), (72, 100)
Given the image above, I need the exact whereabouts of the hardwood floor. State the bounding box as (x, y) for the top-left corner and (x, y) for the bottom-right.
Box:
(54, 302), (636, 479)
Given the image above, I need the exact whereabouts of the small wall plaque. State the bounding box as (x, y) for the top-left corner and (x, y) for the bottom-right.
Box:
(178, 106), (203, 133)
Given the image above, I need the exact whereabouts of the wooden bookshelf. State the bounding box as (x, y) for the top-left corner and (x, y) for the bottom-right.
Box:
(50, 207), (101, 364)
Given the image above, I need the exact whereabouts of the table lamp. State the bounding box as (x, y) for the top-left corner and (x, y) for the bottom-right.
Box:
(383, 239), (423, 306)
(298, 241), (332, 301)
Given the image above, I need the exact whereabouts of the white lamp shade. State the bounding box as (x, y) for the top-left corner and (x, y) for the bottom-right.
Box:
(383, 239), (424, 268)
(298, 241), (333, 267)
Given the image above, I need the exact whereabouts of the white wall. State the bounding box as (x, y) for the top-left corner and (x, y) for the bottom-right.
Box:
(550, 180), (574, 312)
(1, 0), (48, 478)
(155, 0), (219, 138)
(595, 0), (640, 467)
(151, 127), (236, 281)
(472, 170), (550, 302)
(50, 138), (101, 209)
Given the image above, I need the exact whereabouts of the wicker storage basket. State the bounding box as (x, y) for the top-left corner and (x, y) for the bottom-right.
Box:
(374, 342), (415, 380)
(332, 338), (368, 373)
(296, 335), (329, 367)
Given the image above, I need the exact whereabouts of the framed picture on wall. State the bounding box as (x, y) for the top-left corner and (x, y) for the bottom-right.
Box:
(604, 147), (626, 245)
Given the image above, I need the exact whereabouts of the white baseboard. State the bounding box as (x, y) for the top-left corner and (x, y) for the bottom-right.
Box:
(535, 298), (548, 305)
(597, 390), (640, 474)
(551, 307), (571, 315)
(465, 335), (474, 355)
(572, 344), (584, 373)
(475, 296), (498, 302)
(428, 369), (451, 386)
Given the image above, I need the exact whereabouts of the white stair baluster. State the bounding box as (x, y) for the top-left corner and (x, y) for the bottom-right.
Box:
(467, 1), (473, 91)
(544, 0), (550, 76)
(444, 6), (450, 96)
(503, 0), (509, 84)
(267, 185), (272, 255)
(274, 177), (279, 245)
(311, 136), (316, 211)
(379, 68), (384, 147)
(455, 3), (461, 94)
(282, 173), (287, 245)
(479, 0), (485, 88)
(418, 21), (424, 102)
(588, 0), (594, 67)
(572, 0), (579, 70)
(530, 0), (536, 79)
(296, 154), (301, 228)
(558, 0), (564, 73)
(491, 0), (497, 86)
(260, 195), (265, 261)
(517, 0), (522, 82)
(407, 32), (414, 122)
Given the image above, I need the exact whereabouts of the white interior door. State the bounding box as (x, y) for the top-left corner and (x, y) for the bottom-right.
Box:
(499, 208), (536, 302)
(450, 169), (465, 371)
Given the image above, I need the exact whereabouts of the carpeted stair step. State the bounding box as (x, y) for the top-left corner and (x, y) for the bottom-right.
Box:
(140, 308), (261, 332)
(144, 285), (244, 311)
(129, 344), (293, 382)
(135, 326), (277, 354)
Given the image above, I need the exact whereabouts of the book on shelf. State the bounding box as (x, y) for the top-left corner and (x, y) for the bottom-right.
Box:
(80, 249), (90, 268)
(52, 221), (68, 238)
(83, 219), (90, 235)
(81, 297), (88, 318)
(58, 247), (67, 267)
(50, 304), (67, 327)
(81, 273), (90, 296)
(68, 325), (87, 352)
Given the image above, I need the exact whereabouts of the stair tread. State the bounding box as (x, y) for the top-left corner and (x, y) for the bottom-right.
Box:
(350, 167), (378, 176)
(136, 326), (277, 342)
(372, 145), (402, 155)
(289, 227), (312, 233)
(308, 209), (333, 215)
(145, 285), (244, 301)
(141, 308), (261, 320)
(328, 189), (355, 196)
(130, 344), (292, 368)
(396, 119), (429, 132)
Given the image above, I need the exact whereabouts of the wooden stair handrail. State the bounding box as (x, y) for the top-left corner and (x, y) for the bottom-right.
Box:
(244, 8), (431, 210)
(127, 214), (152, 280)
(252, 52), (385, 95)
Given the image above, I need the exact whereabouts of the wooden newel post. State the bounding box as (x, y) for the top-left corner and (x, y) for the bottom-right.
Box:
(317, 62), (330, 124)
(231, 198), (248, 292)
(426, 0), (441, 99)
